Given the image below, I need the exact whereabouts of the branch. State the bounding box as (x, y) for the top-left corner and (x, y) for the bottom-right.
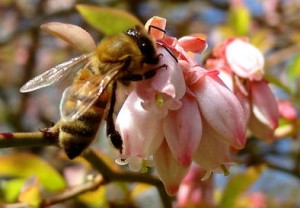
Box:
(266, 44), (300, 67)
(0, 8), (75, 46)
(41, 174), (105, 207)
(0, 131), (172, 207)
(0, 132), (57, 148)
(83, 149), (172, 208)
(263, 159), (300, 179)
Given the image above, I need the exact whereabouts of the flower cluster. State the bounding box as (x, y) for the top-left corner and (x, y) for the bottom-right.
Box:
(204, 38), (279, 141)
(116, 17), (250, 195)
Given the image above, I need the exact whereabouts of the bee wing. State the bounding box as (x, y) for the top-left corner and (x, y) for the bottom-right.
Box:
(59, 63), (123, 121)
(20, 53), (92, 93)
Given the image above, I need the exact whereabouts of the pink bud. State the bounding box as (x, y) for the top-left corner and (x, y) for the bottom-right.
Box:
(226, 39), (264, 80)
(41, 22), (96, 53)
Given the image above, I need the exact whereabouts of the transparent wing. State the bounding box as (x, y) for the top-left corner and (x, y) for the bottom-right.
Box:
(59, 63), (124, 121)
(20, 53), (92, 93)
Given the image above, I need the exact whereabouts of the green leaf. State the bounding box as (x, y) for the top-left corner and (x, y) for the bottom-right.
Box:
(228, 4), (251, 36)
(1, 179), (25, 203)
(0, 153), (66, 191)
(18, 177), (41, 208)
(287, 53), (300, 81)
(264, 73), (293, 95)
(78, 186), (109, 208)
(76, 5), (143, 35)
(219, 166), (264, 208)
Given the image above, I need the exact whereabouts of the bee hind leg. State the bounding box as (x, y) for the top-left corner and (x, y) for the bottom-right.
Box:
(39, 121), (59, 141)
(106, 81), (123, 154)
(109, 131), (123, 154)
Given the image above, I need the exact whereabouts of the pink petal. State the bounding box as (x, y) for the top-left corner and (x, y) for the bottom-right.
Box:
(158, 36), (178, 49)
(116, 91), (164, 158)
(211, 38), (236, 58)
(41, 22), (96, 53)
(235, 86), (251, 123)
(178, 36), (208, 54)
(278, 100), (297, 121)
(163, 95), (202, 166)
(226, 39), (264, 80)
(193, 120), (230, 172)
(135, 47), (186, 102)
(152, 48), (186, 99)
(250, 80), (279, 129)
(144, 16), (166, 39)
(154, 140), (190, 195)
(248, 111), (275, 141)
(176, 45), (199, 66)
(177, 164), (213, 208)
(193, 72), (246, 149)
(204, 58), (234, 90)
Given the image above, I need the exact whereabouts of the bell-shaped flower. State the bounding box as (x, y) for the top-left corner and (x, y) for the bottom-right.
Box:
(191, 69), (246, 149)
(205, 38), (279, 141)
(225, 39), (265, 81)
(116, 91), (165, 159)
(154, 140), (191, 195)
(277, 100), (297, 121)
(193, 119), (231, 175)
(250, 81), (279, 130)
(163, 94), (202, 166)
(177, 164), (214, 208)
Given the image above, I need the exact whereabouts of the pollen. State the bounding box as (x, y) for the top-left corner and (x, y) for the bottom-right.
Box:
(155, 93), (164, 107)
(141, 160), (148, 173)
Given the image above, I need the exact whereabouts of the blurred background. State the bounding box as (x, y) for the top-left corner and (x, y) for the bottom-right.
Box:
(0, 0), (300, 207)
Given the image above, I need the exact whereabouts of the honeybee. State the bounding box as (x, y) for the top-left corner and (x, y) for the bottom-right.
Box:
(20, 25), (164, 159)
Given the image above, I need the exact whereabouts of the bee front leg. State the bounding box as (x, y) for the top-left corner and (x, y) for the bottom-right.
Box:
(121, 64), (167, 81)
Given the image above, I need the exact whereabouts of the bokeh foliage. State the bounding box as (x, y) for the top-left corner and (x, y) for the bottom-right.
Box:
(0, 0), (300, 207)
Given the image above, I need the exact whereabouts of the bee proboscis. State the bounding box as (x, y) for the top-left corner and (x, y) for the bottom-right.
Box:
(20, 25), (164, 159)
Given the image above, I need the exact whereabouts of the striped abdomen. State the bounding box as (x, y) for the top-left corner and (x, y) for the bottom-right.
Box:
(58, 69), (111, 159)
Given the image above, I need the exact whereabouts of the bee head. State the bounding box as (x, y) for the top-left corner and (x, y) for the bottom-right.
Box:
(125, 26), (159, 65)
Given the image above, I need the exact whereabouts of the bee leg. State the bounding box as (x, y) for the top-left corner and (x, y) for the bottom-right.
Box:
(106, 81), (123, 154)
(38, 120), (56, 133)
(144, 64), (167, 79)
(147, 25), (178, 62)
(156, 42), (178, 62)
(39, 122), (59, 141)
(121, 64), (167, 81)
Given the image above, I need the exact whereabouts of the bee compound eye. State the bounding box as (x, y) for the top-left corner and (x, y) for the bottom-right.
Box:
(139, 37), (155, 55)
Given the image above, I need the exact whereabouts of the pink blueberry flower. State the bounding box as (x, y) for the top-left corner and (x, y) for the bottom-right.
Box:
(205, 38), (279, 141)
(278, 100), (297, 121)
(177, 164), (214, 208)
(116, 17), (247, 194)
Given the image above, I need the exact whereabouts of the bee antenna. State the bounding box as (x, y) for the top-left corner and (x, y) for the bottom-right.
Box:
(156, 42), (178, 62)
(148, 25), (166, 34)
